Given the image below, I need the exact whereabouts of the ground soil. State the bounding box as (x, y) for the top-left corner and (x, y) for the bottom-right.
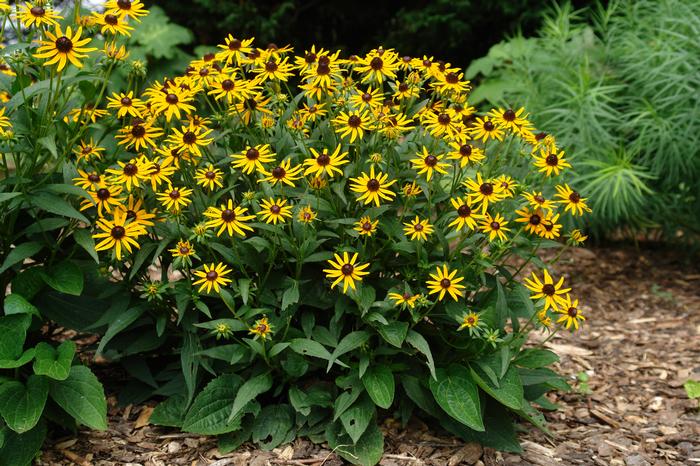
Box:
(38, 246), (700, 466)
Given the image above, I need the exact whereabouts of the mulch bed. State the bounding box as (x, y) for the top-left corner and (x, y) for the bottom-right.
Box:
(38, 246), (700, 466)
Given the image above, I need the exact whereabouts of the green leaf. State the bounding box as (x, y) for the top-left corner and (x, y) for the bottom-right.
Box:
(130, 6), (193, 59)
(281, 280), (299, 311)
(32, 341), (76, 381)
(3, 293), (40, 317)
(376, 321), (408, 348)
(238, 278), (252, 305)
(0, 376), (49, 433)
(361, 366), (394, 409)
(30, 192), (89, 224)
(514, 349), (560, 368)
(0, 420), (46, 466)
(684, 380), (700, 399)
(327, 331), (370, 372)
(340, 396), (374, 443)
(150, 395), (188, 428)
(37, 135), (57, 158)
(327, 421), (384, 466)
(0, 348), (36, 369)
(0, 242), (42, 274)
(96, 306), (147, 355)
(251, 404), (295, 450)
(182, 374), (245, 435)
(40, 261), (84, 296)
(0, 314), (31, 361)
(49, 366), (107, 430)
(73, 229), (99, 263)
(0, 192), (22, 204)
(228, 373), (272, 423)
(289, 338), (332, 361)
(429, 365), (484, 431)
(470, 364), (524, 410)
(405, 330), (436, 380)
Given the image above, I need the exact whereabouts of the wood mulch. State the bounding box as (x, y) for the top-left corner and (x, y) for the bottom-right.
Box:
(38, 246), (700, 466)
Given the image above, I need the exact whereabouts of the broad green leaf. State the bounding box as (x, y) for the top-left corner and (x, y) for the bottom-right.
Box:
(0, 420), (46, 466)
(130, 6), (193, 60)
(73, 228), (99, 263)
(361, 366), (394, 409)
(289, 338), (332, 361)
(3, 293), (40, 317)
(0, 192), (22, 204)
(0, 348), (36, 369)
(684, 380), (700, 399)
(333, 388), (363, 421)
(238, 278), (252, 305)
(151, 395), (188, 428)
(340, 395), (374, 443)
(470, 364), (524, 410)
(429, 365), (484, 431)
(181, 332), (200, 405)
(327, 331), (370, 372)
(0, 242), (42, 274)
(401, 375), (441, 417)
(182, 374), (244, 435)
(281, 280), (299, 311)
(40, 261), (84, 296)
(405, 330), (436, 380)
(0, 376), (49, 433)
(228, 373), (272, 422)
(376, 321), (408, 348)
(49, 366), (107, 430)
(327, 420), (384, 466)
(514, 349), (560, 368)
(251, 404), (295, 450)
(32, 341), (76, 381)
(96, 306), (147, 355)
(30, 192), (89, 224)
(37, 135), (57, 158)
(0, 314), (31, 360)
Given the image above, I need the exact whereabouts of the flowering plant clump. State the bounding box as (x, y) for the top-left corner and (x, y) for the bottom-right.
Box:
(0, 1), (592, 464)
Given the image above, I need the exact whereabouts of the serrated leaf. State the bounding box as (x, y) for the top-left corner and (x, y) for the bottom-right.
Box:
(32, 341), (75, 381)
(0, 376), (49, 433)
(130, 6), (193, 59)
(361, 366), (394, 409)
(182, 374), (244, 435)
(228, 373), (272, 423)
(150, 395), (188, 428)
(49, 366), (107, 430)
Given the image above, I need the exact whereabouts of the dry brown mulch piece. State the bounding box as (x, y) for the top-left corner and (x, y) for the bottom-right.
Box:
(38, 246), (700, 466)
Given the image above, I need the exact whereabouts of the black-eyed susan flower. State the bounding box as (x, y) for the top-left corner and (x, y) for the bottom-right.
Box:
(387, 291), (419, 310)
(332, 110), (372, 143)
(63, 105), (108, 125)
(487, 107), (529, 132)
(73, 169), (103, 190)
(349, 86), (383, 111)
(195, 164), (224, 191)
(458, 311), (483, 334)
(157, 185), (193, 213)
(468, 116), (505, 143)
(349, 166), (397, 207)
(411, 147), (449, 181)
(378, 112), (414, 139)
(298, 102), (328, 122)
(568, 229), (588, 246)
(554, 184), (592, 216)
(230, 144), (275, 174)
(426, 264), (466, 301)
(216, 35), (255, 65)
(402, 181), (423, 198)
(533, 148), (572, 177)
(303, 146), (348, 178)
(104, 41), (129, 61)
(447, 141), (485, 167)
(495, 175), (517, 197)
(524, 269), (571, 311)
(204, 200), (256, 237)
(105, 0), (149, 22)
(257, 198), (293, 224)
(538, 211), (562, 239)
(106, 91), (144, 118)
(232, 92), (274, 125)
(555, 294), (585, 331)
(432, 70), (471, 95)
(422, 110), (460, 138)
(253, 56), (294, 83)
(17, 2), (63, 28)
(323, 252), (370, 293)
(81, 184), (123, 215)
(448, 196), (482, 232)
(515, 207), (545, 235)
(354, 216), (379, 237)
(93, 11), (133, 36)
(463, 172), (505, 213)
(522, 191), (556, 212)
(150, 88), (196, 121)
(249, 316), (273, 340)
(34, 25), (96, 71)
(166, 125), (214, 158)
(355, 48), (400, 83)
(391, 81), (419, 101)
(538, 310), (553, 329)
(116, 194), (156, 227)
(106, 158), (149, 192)
(115, 120), (163, 151)
(479, 213), (511, 242)
(192, 262), (233, 294)
(258, 159), (303, 187)
(144, 156), (176, 191)
(72, 139), (105, 164)
(169, 239), (195, 260)
(403, 216), (434, 241)
(93, 210), (146, 260)
(297, 206), (317, 224)
(207, 73), (254, 103)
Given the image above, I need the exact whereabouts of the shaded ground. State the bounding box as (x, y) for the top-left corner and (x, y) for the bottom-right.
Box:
(39, 246), (700, 465)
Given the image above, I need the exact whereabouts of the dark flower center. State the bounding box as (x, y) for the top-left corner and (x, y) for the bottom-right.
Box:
(123, 163), (137, 176)
(542, 284), (556, 296)
(305, 52), (317, 63)
(422, 59), (431, 67)
(206, 271), (218, 280)
(362, 222), (372, 231)
(530, 214), (541, 225)
(347, 115), (361, 128)
(270, 204), (281, 214)
(534, 194), (545, 204)
(81, 146), (93, 154)
(111, 226), (126, 239)
(316, 62), (330, 75)
(30, 6), (45, 16)
(104, 13), (119, 25)
(414, 223), (424, 231)
(205, 171), (216, 180)
(96, 188), (110, 200)
(271, 166), (285, 179)
(120, 97), (132, 106)
(228, 38), (241, 50)
(199, 67), (210, 76)
(459, 144), (472, 156)
(490, 222), (500, 230)
(503, 109), (516, 121)
(55, 36), (73, 53)
(117, 0), (132, 10)
(545, 154), (559, 166)
(458, 205), (471, 217)
(569, 192), (581, 203)
(182, 131), (197, 144)
(221, 79), (234, 91)
(483, 121), (495, 131)
(221, 209), (236, 222)
(125, 210), (136, 219)
(480, 183), (493, 195)
(265, 61), (278, 72)
(535, 132), (547, 141)
(567, 307), (578, 317)
(165, 93), (179, 105)
(437, 113), (451, 125)
(440, 278), (451, 289)
(169, 189), (180, 199)
(398, 82), (409, 92)
(88, 173), (100, 182)
(203, 53), (215, 62)
(445, 72), (459, 84)
(179, 246), (190, 255)
(543, 222), (554, 231)
(401, 56), (411, 63)
(366, 179), (380, 191)
(341, 264), (354, 275)
(318, 55), (330, 66)
(245, 98), (257, 110)
(424, 155), (438, 167)
(370, 57), (383, 70)
(245, 148), (259, 160)
(361, 93), (372, 102)
(316, 153), (330, 166)
(131, 125), (146, 138)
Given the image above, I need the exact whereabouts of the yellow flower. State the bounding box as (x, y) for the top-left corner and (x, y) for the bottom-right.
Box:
(522, 191), (556, 212)
(150, 88), (196, 121)
(92, 11), (134, 36)
(115, 120), (164, 151)
(216, 35), (255, 65)
(106, 158), (148, 192)
(387, 292), (419, 309)
(479, 213), (511, 242)
(204, 199), (256, 237)
(448, 196), (482, 232)
(447, 141), (485, 167)
(253, 55), (294, 83)
(157, 185), (193, 213)
(207, 73), (254, 103)
(115, 194), (156, 227)
(533, 148), (572, 177)
(230, 144), (275, 175)
(192, 263), (233, 294)
(349, 166), (397, 207)
(72, 138), (105, 162)
(495, 175), (517, 197)
(257, 198), (293, 224)
(166, 125), (214, 158)
(323, 252), (370, 293)
(34, 26), (96, 71)
(422, 110), (460, 138)
(487, 107), (530, 132)
(93, 210), (146, 260)
(401, 181), (423, 198)
(554, 184), (592, 216)
(73, 169), (103, 190)
(468, 116), (504, 143)
(403, 216), (434, 241)
(555, 294), (586, 331)
(80, 184), (123, 216)
(195, 164), (224, 191)
(354, 216), (378, 237)
(349, 86), (383, 111)
(106, 91), (144, 118)
(17, 2), (63, 28)
(411, 147), (449, 181)
(569, 229), (588, 245)
(537, 211), (562, 239)
(249, 316), (274, 340)
(332, 110), (371, 143)
(515, 207), (545, 235)
(523, 269), (571, 312)
(426, 264), (466, 301)
(144, 156), (176, 191)
(258, 159), (303, 187)
(303, 146), (348, 178)
(105, 0), (149, 22)
(354, 47), (400, 83)
(169, 240), (195, 259)
(462, 172), (505, 213)
(458, 312), (480, 331)
(297, 206), (317, 224)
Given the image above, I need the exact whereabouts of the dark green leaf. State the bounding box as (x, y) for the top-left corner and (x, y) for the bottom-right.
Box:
(0, 419), (46, 466)
(340, 396), (374, 443)
(327, 331), (370, 372)
(33, 341), (75, 381)
(376, 321), (408, 348)
(228, 373), (272, 422)
(470, 364), (524, 410)
(150, 395), (188, 428)
(182, 374), (244, 435)
(3, 293), (40, 317)
(40, 261), (84, 296)
(49, 366), (107, 430)
(405, 330), (436, 380)
(429, 366), (484, 431)
(0, 376), (49, 433)
(0, 242), (42, 274)
(251, 404), (295, 450)
(361, 366), (394, 409)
